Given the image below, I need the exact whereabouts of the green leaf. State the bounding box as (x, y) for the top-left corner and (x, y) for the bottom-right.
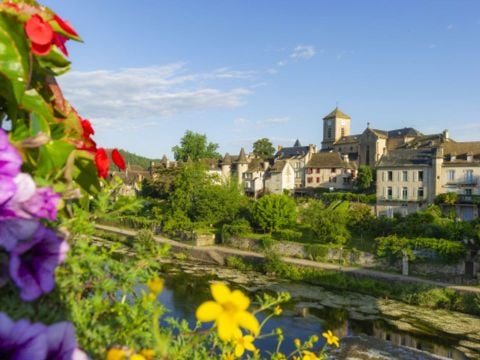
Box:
(37, 46), (71, 76)
(73, 152), (101, 195)
(30, 113), (50, 135)
(36, 140), (75, 178)
(0, 14), (30, 103)
(21, 89), (54, 135)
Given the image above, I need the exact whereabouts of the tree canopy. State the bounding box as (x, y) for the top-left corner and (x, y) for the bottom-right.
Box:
(252, 194), (296, 232)
(172, 130), (221, 162)
(253, 138), (275, 160)
(356, 165), (373, 191)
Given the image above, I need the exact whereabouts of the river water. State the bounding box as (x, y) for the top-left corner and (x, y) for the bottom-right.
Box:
(152, 260), (480, 359)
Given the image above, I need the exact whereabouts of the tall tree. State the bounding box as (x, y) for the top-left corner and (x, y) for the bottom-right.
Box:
(356, 165), (373, 191)
(253, 138), (275, 160)
(172, 130), (221, 162)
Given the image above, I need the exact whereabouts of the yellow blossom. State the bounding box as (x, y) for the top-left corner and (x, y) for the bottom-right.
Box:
(222, 352), (236, 360)
(294, 338), (301, 348)
(322, 330), (339, 348)
(139, 349), (155, 360)
(233, 328), (256, 357)
(273, 305), (283, 315)
(106, 348), (127, 360)
(130, 355), (146, 360)
(310, 335), (319, 343)
(147, 277), (164, 295)
(301, 350), (320, 360)
(196, 282), (260, 341)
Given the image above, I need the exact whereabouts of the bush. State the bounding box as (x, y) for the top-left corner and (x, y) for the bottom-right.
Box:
(272, 229), (303, 242)
(305, 244), (330, 261)
(221, 218), (252, 243)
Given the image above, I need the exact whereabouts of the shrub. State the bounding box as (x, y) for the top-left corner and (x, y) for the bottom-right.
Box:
(305, 244), (330, 261)
(221, 218), (252, 243)
(272, 229), (303, 242)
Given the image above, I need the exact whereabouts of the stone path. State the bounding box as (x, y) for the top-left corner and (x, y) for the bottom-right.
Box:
(94, 224), (480, 295)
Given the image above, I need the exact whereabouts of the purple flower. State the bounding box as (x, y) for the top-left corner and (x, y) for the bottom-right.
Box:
(23, 187), (61, 221)
(0, 174), (16, 207)
(0, 129), (22, 178)
(9, 225), (69, 301)
(0, 255), (8, 288)
(0, 312), (48, 360)
(0, 219), (39, 252)
(46, 322), (79, 360)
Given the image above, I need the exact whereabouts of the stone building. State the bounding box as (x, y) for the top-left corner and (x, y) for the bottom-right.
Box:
(305, 152), (356, 190)
(264, 160), (295, 194)
(275, 140), (317, 188)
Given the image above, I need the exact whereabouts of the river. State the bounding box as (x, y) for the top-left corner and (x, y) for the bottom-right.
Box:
(150, 259), (480, 359)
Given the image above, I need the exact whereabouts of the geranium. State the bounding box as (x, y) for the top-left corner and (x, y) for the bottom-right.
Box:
(81, 119), (95, 138)
(9, 224), (69, 301)
(25, 14), (54, 56)
(95, 148), (110, 179)
(196, 282), (259, 341)
(112, 149), (126, 170)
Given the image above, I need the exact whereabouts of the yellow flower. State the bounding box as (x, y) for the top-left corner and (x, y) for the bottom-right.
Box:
(130, 355), (146, 360)
(301, 350), (320, 360)
(139, 349), (155, 360)
(106, 348), (127, 360)
(322, 330), (340, 348)
(294, 338), (301, 347)
(273, 305), (283, 316)
(196, 282), (260, 341)
(222, 352), (236, 360)
(233, 328), (256, 357)
(147, 277), (164, 295)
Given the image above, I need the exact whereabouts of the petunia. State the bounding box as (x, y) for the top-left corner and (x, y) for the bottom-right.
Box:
(22, 186), (61, 221)
(9, 225), (69, 301)
(46, 322), (79, 360)
(0, 312), (48, 360)
(0, 129), (22, 178)
(0, 174), (16, 207)
(0, 218), (39, 252)
(196, 282), (259, 341)
(112, 149), (126, 170)
(95, 148), (110, 179)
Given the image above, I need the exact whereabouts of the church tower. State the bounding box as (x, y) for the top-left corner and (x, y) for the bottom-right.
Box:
(321, 107), (351, 150)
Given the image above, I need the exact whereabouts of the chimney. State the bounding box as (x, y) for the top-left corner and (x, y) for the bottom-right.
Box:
(342, 154), (349, 163)
(450, 152), (456, 162)
(467, 152), (473, 162)
(443, 129), (449, 140)
(277, 145), (283, 151)
(263, 160), (269, 171)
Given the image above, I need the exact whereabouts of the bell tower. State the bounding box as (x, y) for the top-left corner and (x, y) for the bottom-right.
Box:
(321, 107), (351, 150)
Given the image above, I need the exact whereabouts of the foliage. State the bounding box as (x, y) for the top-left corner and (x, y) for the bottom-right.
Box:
(356, 165), (373, 191)
(221, 218), (253, 243)
(435, 192), (459, 205)
(375, 235), (466, 264)
(114, 149), (161, 169)
(253, 137), (275, 160)
(317, 192), (376, 204)
(172, 130), (221, 162)
(272, 229), (303, 242)
(252, 194), (296, 232)
(300, 200), (350, 245)
(141, 167), (180, 199)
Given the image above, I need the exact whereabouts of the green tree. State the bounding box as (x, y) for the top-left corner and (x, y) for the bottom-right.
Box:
(300, 200), (350, 245)
(356, 165), (373, 191)
(172, 130), (221, 162)
(252, 194), (296, 232)
(253, 138), (275, 160)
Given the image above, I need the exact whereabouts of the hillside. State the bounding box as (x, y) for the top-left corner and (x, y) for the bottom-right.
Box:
(107, 149), (162, 169)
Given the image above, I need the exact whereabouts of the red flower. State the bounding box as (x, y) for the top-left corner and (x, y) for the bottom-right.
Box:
(25, 15), (54, 56)
(81, 119), (95, 138)
(111, 149), (126, 170)
(53, 33), (68, 56)
(95, 148), (110, 179)
(53, 14), (79, 38)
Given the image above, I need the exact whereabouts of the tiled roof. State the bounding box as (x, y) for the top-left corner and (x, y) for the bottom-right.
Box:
(268, 160), (288, 173)
(237, 148), (248, 163)
(370, 128), (388, 138)
(323, 107), (351, 120)
(376, 148), (435, 167)
(306, 152), (354, 169)
(442, 141), (480, 156)
(334, 135), (360, 144)
(293, 139), (302, 147)
(247, 158), (264, 172)
(387, 127), (423, 138)
(275, 146), (310, 159)
(400, 133), (448, 149)
(222, 153), (232, 165)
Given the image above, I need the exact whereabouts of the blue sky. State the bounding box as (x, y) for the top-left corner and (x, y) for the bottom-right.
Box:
(43, 0), (480, 159)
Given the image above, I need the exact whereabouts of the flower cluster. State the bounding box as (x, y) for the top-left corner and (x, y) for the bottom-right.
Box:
(0, 312), (87, 360)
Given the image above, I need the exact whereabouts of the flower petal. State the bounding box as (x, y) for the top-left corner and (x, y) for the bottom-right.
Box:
(234, 344), (245, 358)
(216, 312), (237, 341)
(236, 311), (260, 336)
(196, 301), (223, 322)
(230, 289), (250, 311)
(211, 282), (231, 304)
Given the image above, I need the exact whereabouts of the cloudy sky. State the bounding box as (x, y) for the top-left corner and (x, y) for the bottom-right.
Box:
(43, 0), (480, 158)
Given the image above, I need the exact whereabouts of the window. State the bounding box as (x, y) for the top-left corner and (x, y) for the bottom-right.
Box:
(402, 171), (408, 181)
(316, 168), (320, 174)
(466, 170), (474, 182)
(341, 128), (345, 137)
(331, 168), (336, 173)
(387, 187), (393, 200)
(307, 177), (313, 184)
(316, 177), (320, 183)
(388, 171), (393, 181)
(327, 127), (332, 139)
(308, 168), (312, 174)
(448, 170), (455, 181)
(417, 187), (424, 199)
(465, 188), (472, 196)
(402, 187), (408, 200)
(418, 170), (424, 181)
(382, 171), (385, 181)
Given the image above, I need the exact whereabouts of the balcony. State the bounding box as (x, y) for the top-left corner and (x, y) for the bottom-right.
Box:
(446, 176), (478, 187)
(458, 195), (480, 204)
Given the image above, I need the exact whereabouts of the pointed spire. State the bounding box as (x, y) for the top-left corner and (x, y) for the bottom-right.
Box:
(323, 107), (351, 120)
(222, 152), (232, 165)
(238, 147), (248, 163)
(293, 139), (302, 147)
(161, 154), (168, 163)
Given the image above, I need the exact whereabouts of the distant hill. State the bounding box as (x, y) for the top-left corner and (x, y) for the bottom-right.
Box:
(106, 149), (162, 169)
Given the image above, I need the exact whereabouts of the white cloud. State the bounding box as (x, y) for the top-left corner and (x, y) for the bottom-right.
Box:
(290, 45), (316, 60)
(58, 63), (252, 131)
(256, 117), (289, 127)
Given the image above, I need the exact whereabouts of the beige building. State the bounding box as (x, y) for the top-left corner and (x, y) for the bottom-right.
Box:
(275, 140), (317, 188)
(305, 152), (356, 190)
(264, 160), (295, 194)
